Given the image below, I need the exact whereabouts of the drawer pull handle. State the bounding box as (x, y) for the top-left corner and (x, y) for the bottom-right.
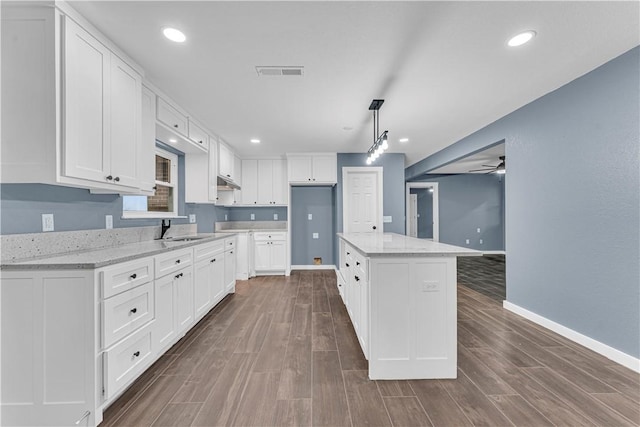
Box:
(129, 273), (137, 280)
(130, 308), (137, 314)
(106, 175), (113, 181)
(211, 258), (216, 263)
(114, 177), (120, 182)
(346, 263), (350, 267)
(175, 273), (183, 279)
(133, 351), (140, 358)
(354, 275), (360, 282)
(75, 410), (91, 425)
(175, 259), (181, 264)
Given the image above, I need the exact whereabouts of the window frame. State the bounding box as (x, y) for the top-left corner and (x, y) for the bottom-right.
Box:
(122, 147), (180, 219)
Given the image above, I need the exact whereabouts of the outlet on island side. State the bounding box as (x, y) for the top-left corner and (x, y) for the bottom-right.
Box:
(42, 214), (54, 232)
(250, 213), (255, 220)
(274, 213), (278, 220)
(189, 214), (196, 224)
(105, 215), (113, 229)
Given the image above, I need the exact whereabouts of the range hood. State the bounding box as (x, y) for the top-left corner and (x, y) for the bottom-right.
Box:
(217, 176), (241, 190)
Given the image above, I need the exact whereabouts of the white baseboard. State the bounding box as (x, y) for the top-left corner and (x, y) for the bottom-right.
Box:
(503, 301), (640, 373)
(290, 264), (337, 271)
(482, 250), (506, 255)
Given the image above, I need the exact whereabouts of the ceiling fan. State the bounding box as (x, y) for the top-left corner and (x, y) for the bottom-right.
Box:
(469, 155), (506, 174)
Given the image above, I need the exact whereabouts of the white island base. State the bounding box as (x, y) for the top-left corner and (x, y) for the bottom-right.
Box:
(337, 233), (480, 380)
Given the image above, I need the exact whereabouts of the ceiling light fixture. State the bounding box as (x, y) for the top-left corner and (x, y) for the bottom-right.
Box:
(250, 139), (261, 144)
(163, 27), (186, 43)
(507, 30), (536, 47)
(365, 99), (389, 165)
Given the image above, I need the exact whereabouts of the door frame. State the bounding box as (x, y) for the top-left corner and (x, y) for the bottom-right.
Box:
(343, 167), (384, 233)
(405, 182), (439, 241)
(408, 193), (418, 238)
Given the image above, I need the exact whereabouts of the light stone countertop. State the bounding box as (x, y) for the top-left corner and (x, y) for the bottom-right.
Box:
(337, 232), (482, 257)
(0, 233), (235, 270)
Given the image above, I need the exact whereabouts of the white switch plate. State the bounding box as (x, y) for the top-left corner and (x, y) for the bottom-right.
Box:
(477, 228), (481, 233)
(479, 239), (483, 244)
(308, 214), (312, 220)
(250, 213), (255, 220)
(273, 213), (278, 220)
(312, 233), (319, 239)
(383, 216), (392, 223)
(224, 214), (228, 221)
(465, 239), (470, 244)
(105, 215), (113, 229)
(42, 214), (54, 232)
(189, 214), (196, 224)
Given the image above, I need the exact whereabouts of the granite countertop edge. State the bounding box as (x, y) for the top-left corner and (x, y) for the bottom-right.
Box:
(337, 232), (483, 257)
(1, 233), (237, 271)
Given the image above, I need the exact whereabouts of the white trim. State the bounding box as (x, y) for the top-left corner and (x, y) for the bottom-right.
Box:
(482, 250), (506, 255)
(290, 264), (337, 271)
(405, 182), (439, 242)
(503, 301), (640, 373)
(342, 167), (384, 233)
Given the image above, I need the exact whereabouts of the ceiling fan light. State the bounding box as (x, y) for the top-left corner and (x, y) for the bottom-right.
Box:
(496, 169), (506, 174)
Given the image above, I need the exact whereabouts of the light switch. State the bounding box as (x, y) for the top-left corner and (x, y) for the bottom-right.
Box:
(422, 281), (439, 292)
(250, 213), (255, 220)
(224, 214), (228, 221)
(477, 228), (481, 233)
(479, 239), (483, 244)
(105, 215), (113, 229)
(308, 214), (313, 220)
(465, 239), (470, 244)
(383, 216), (392, 223)
(189, 214), (196, 224)
(42, 214), (54, 232)
(273, 213), (278, 220)
(312, 233), (319, 239)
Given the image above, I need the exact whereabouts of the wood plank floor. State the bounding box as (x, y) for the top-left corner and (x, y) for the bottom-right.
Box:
(101, 269), (639, 427)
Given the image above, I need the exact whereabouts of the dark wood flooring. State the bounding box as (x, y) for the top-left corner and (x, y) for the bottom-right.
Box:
(101, 269), (639, 427)
(457, 254), (506, 301)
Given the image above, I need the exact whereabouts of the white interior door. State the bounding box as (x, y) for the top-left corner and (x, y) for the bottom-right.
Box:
(343, 167), (383, 233)
(406, 182), (439, 241)
(409, 194), (418, 238)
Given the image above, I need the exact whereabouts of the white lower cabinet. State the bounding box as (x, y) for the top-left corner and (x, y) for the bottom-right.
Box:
(253, 232), (287, 274)
(0, 237), (237, 426)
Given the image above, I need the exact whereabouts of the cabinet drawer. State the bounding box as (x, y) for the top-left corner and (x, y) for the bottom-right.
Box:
(188, 119), (208, 147)
(194, 240), (225, 262)
(101, 257), (154, 299)
(157, 97), (187, 135)
(103, 282), (154, 349)
(155, 248), (193, 278)
(224, 236), (236, 250)
(253, 232), (286, 241)
(104, 320), (154, 399)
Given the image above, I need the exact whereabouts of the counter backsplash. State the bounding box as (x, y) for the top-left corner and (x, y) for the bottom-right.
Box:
(215, 221), (287, 231)
(0, 224), (196, 263)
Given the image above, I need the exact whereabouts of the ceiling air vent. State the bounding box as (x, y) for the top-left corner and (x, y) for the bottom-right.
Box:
(256, 66), (304, 77)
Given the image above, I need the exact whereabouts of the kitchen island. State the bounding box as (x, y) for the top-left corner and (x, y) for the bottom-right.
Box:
(336, 232), (481, 380)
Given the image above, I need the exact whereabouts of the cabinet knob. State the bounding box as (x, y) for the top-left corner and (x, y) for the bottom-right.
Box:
(354, 275), (360, 282)
(226, 174), (231, 178)
(211, 258), (216, 263)
(175, 259), (181, 264)
(133, 351), (140, 358)
(129, 273), (137, 280)
(198, 140), (203, 144)
(372, 226), (377, 230)
(356, 261), (360, 266)
(129, 307), (137, 314)
(173, 124), (178, 128)
(175, 272), (183, 279)
(230, 251), (233, 254)
(346, 252), (350, 255)
(114, 177), (120, 182)
(313, 178), (316, 181)
(308, 178), (311, 181)
(346, 263), (350, 267)
(106, 175), (113, 181)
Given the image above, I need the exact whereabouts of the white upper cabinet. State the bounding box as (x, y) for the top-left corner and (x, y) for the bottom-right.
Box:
(188, 120), (209, 148)
(139, 85), (156, 194)
(241, 159), (287, 205)
(157, 97), (188, 136)
(185, 136), (218, 204)
(287, 153), (337, 185)
(218, 142), (238, 183)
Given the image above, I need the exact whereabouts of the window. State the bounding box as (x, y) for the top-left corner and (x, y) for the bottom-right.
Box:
(123, 148), (178, 218)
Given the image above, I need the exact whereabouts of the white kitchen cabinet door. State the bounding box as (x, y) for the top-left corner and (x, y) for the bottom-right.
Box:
(194, 259), (213, 319)
(272, 159), (288, 204)
(241, 159), (258, 204)
(253, 241), (271, 271)
(224, 249), (236, 293)
(63, 17), (110, 184)
(157, 97), (188, 136)
(270, 240), (287, 271)
(188, 119), (208, 148)
(154, 274), (177, 354)
(218, 143), (233, 180)
(139, 86), (157, 193)
(287, 156), (312, 182)
(211, 255), (226, 304)
(109, 54), (142, 188)
(175, 267), (194, 334)
(257, 159), (274, 204)
(312, 154), (337, 183)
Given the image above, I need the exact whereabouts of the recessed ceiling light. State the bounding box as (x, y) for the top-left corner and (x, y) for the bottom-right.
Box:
(169, 138), (177, 143)
(507, 30), (536, 47)
(163, 27), (186, 43)
(342, 126), (353, 131)
(399, 138), (409, 143)
(250, 139), (261, 144)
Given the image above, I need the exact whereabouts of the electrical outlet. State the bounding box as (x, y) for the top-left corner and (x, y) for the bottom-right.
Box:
(383, 216), (392, 223)
(250, 213), (255, 220)
(273, 213), (278, 220)
(105, 215), (113, 229)
(312, 233), (319, 239)
(42, 214), (54, 232)
(465, 239), (470, 244)
(189, 214), (196, 224)
(479, 239), (483, 244)
(308, 213), (313, 220)
(224, 214), (228, 221)
(477, 228), (481, 233)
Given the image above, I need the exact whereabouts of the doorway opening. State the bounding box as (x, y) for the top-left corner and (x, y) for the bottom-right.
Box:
(406, 182), (439, 241)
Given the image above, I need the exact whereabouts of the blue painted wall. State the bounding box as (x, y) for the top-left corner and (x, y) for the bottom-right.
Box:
(1, 145), (225, 234)
(407, 47), (640, 358)
(334, 153), (406, 264)
(224, 206), (287, 222)
(412, 174), (505, 251)
(290, 186), (334, 266)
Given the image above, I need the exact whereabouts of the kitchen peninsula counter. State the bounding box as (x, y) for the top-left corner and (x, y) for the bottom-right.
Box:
(336, 232), (480, 380)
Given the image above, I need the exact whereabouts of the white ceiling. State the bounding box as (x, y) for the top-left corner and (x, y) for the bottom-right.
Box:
(429, 143), (505, 174)
(69, 1), (639, 167)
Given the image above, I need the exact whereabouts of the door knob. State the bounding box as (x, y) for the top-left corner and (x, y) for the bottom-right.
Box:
(372, 226), (377, 230)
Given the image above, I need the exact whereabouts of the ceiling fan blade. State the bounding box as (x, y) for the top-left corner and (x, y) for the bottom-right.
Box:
(481, 164), (497, 168)
(469, 168), (494, 172)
